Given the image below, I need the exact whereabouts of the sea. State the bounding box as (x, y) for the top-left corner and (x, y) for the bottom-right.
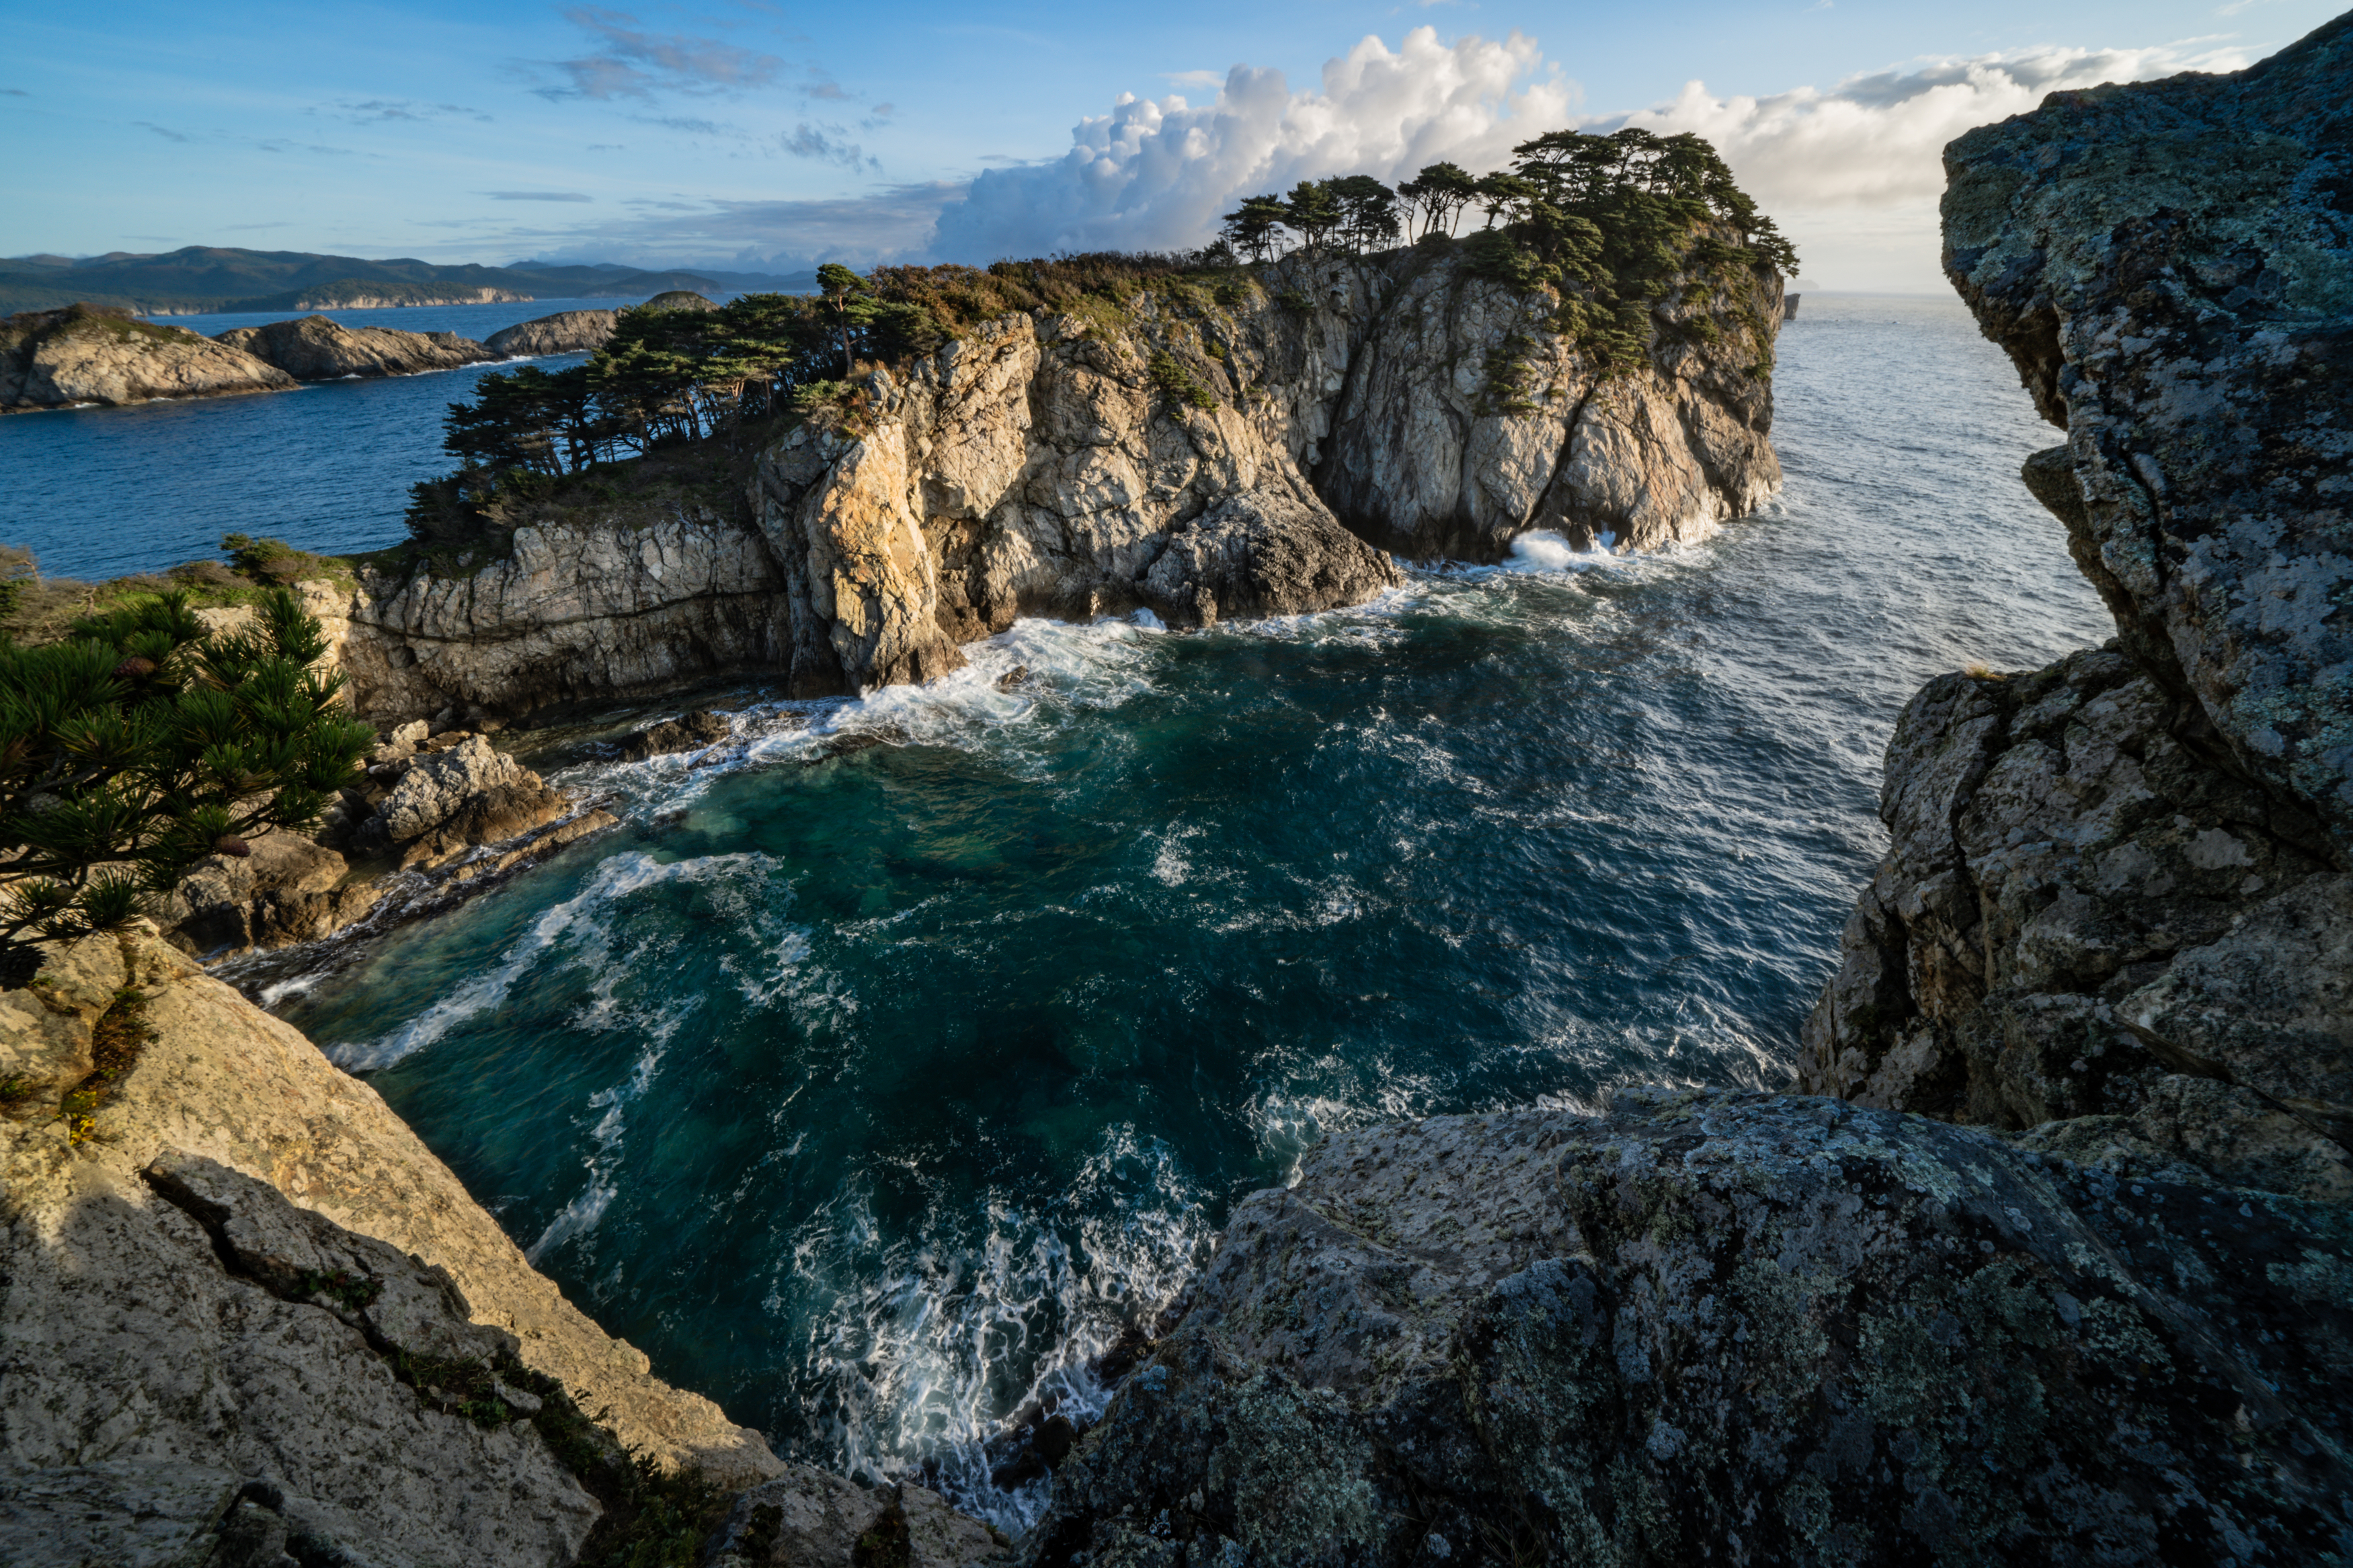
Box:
(0, 294), (2108, 1530)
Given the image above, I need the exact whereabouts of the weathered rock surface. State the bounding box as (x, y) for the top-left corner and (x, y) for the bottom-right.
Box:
(616, 706), (731, 761)
(1316, 242), (1781, 557)
(214, 313), (493, 380)
(169, 827), (381, 957)
(0, 303), (294, 411)
(0, 930), (783, 1565)
(340, 509), (792, 721)
(1796, 650), (2353, 1200)
(1802, 17), (2353, 1211)
(1023, 1089), (2353, 1567)
(1942, 13), (2353, 845)
(331, 243), (1781, 716)
(485, 308), (620, 359)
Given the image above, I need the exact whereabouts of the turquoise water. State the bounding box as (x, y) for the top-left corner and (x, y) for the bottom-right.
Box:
(255, 295), (2108, 1528)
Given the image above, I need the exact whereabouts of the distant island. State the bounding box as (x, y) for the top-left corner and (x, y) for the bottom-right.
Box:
(0, 246), (817, 316)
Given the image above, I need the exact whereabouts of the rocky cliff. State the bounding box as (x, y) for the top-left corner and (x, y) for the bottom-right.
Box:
(1799, 15), (2353, 1210)
(0, 927), (992, 1566)
(216, 314), (494, 380)
(332, 243), (1781, 719)
(0, 304), (295, 412)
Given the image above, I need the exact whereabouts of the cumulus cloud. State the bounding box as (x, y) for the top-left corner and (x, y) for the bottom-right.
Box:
(933, 29), (1571, 261)
(926, 27), (2256, 287)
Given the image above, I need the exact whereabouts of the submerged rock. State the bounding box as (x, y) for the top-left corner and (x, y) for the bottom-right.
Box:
(214, 313), (493, 379)
(484, 307), (619, 359)
(1023, 1090), (2353, 1567)
(0, 302), (294, 411)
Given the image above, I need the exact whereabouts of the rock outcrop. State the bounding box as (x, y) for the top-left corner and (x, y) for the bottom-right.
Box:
(0, 303), (295, 411)
(1800, 17), (2353, 1210)
(638, 290), (719, 313)
(334, 243), (1780, 716)
(485, 308), (620, 359)
(214, 314), (493, 380)
(1940, 16), (2353, 845)
(1020, 1089), (2353, 1567)
(0, 927), (780, 1562)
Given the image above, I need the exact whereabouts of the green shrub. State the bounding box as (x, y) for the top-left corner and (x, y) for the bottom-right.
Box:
(0, 587), (373, 950)
(1147, 352), (1220, 411)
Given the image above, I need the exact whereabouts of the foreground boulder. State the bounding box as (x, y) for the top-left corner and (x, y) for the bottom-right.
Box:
(0, 303), (294, 411)
(485, 307), (619, 358)
(214, 313), (492, 379)
(1023, 1089), (2353, 1566)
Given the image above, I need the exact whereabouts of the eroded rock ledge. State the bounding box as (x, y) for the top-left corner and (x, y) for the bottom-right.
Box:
(331, 243), (1784, 721)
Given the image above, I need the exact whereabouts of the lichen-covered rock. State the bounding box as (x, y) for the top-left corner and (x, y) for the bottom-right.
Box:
(214, 314), (492, 380)
(1023, 1089), (2353, 1568)
(1797, 649), (2353, 1200)
(1942, 13), (2353, 845)
(485, 308), (619, 359)
(0, 303), (295, 411)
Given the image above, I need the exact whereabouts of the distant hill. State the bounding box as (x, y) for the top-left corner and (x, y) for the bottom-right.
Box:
(0, 248), (816, 316)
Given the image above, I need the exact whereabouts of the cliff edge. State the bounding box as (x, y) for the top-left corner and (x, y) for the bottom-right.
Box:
(994, 25), (2353, 1568)
(1800, 15), (2353, 1207)
(331, 242), (1782, 720)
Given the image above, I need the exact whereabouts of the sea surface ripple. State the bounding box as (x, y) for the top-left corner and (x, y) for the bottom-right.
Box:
(204, 296), (2089, 1528)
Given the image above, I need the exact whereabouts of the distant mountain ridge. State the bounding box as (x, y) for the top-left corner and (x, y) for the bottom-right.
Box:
(0, 247), (815, 315)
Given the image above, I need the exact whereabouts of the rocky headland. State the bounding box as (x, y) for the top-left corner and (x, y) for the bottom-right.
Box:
(0, 304), (294, 412)
(214, 314), (495, 381)
(322, 240), (1782, 722)
(485, 308), (621, 359)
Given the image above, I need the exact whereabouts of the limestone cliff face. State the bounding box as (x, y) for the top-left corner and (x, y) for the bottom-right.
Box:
(336, 245), (1780, 717)
(1800, 17), (2353, 1210)
(1316, 241), (1781, 558)
(340, 509), (791, 722)
(216, 313), (493, 380)
(0, 304), (295, 411)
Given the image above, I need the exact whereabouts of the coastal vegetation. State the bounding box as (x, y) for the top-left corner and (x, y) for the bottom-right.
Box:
(0, 579), (372, 952)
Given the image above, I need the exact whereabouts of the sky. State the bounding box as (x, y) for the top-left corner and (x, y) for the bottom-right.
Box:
(1, 0), (2341, 290)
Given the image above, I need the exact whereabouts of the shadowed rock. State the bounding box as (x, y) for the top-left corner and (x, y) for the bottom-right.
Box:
(215, 313), (493, 379)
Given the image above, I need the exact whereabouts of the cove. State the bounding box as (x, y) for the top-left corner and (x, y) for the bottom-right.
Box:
(262, 294), (2110, 1530)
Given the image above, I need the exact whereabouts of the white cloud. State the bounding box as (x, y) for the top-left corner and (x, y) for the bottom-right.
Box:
(932, 29), (1575, 261)
(924, 28), (2256, 290)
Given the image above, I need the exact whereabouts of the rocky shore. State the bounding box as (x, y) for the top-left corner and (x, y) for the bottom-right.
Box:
(328, 241), (1783, 720)
(0, 304), (294, 411)
(214, 314), (495, 380)
(485, 308), (620, 359)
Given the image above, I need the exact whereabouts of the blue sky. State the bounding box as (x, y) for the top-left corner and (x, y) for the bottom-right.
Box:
(2, 0), (2340, 288)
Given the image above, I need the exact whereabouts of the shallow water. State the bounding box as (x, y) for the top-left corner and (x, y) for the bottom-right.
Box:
(0, 294), (697, 579)
(246, 294), (2102, 1528)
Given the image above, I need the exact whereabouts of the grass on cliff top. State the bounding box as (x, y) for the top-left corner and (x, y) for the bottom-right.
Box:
(867, 252), (1254, 342)
(0, 302), (197, 349)
(0, 536), (358, 647)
